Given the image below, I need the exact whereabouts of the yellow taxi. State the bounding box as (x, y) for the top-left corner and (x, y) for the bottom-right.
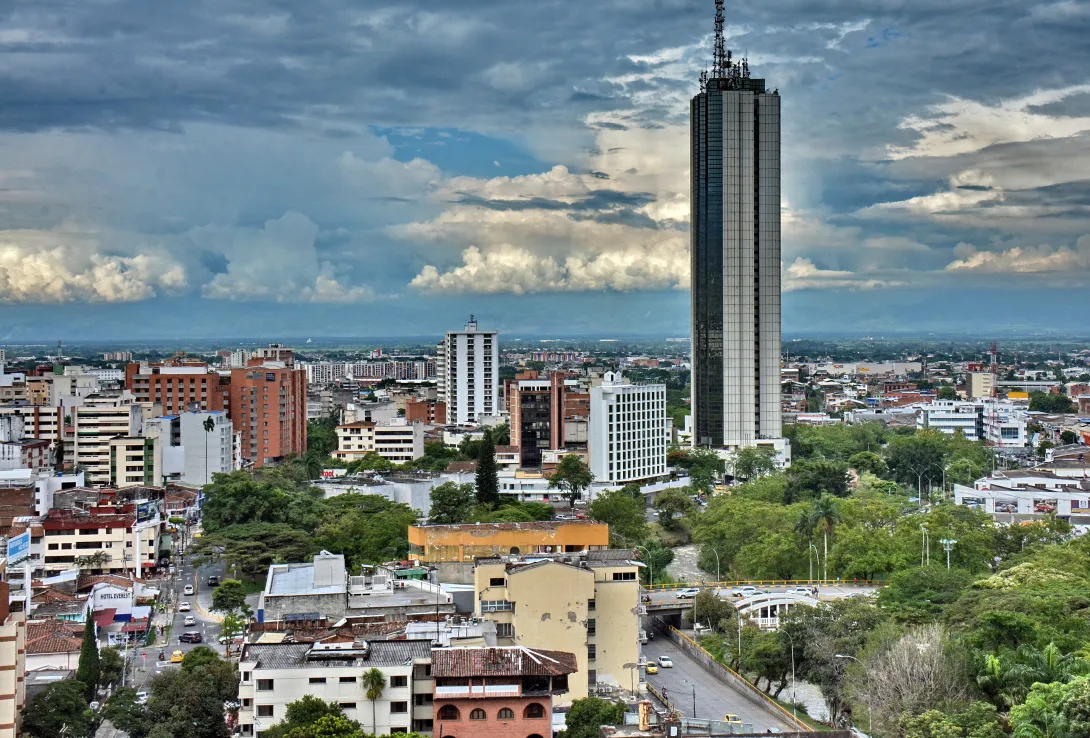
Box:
(723, 713), (742, 725)
(170, 650), (184, 663)
(645, 661), (659, 675)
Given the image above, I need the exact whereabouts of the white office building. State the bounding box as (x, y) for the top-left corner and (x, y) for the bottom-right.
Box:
(72, 394), (145, 485)
(917, 400), (984, 441)
(436, 316), (498, 425)
(982, 402), (1029, 448)
(588, 372), (668, 485)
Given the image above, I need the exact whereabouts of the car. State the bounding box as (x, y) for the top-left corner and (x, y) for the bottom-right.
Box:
(178, 602), (191, 612)
(183, 615), (196, 626)
(645, 662), (659, 674)
(135, 691), (148, 705)
(676, 587), (701, 599)
(765, 729), (784, 734)
(737, 585), (758, 597)
(207, 576), (220, 586)
(788, 586), (816, 596)
(179, 631), (203, 644)
(219, 634), (245, 645)
(659, 656), (673, 668)
(170, 650), (184, 663)
(183, 584), (194, 595)
(724, 713), (742, 725)
(89, 701), (101, 711)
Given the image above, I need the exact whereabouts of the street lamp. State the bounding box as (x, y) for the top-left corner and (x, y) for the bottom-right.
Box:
(783, 630), (798, 721)
(920, 524), (930, 567)
(834, 654), (871, 735)
(684, 680), (697, 719)
(940, 538), (957, 569)
(635, 545), (654, 588)
(808, 543), (819, 583)
(710, 548), (721, 586)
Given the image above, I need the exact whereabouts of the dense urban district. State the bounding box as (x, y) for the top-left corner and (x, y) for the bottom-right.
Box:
(1, 332), (1090, 738)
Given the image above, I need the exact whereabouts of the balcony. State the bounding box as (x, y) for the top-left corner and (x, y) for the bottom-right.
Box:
(434, 684), (520, 700)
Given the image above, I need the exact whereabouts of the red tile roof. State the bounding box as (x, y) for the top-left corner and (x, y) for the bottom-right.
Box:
(432, 646), (578, 678)
(26, 620), (83, 655)
(445, 461), (477, 473)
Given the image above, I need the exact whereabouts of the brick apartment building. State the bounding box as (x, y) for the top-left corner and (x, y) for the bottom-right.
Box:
(405, 399), (446, 424)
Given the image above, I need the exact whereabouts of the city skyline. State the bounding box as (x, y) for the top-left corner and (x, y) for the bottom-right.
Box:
(2, 2), (1090, 338)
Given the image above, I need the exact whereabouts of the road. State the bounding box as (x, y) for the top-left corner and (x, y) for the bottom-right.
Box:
(647, 583), (880, 609)
(645, 636), (796, 733)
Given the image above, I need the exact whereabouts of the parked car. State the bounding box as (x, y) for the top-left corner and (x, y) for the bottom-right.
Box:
(659, 657), (673, 668)
(179, 631), (203, 644)
(183, 584), (194, 595)
(178, 602), (191, 612)
(724, 713), (742, 725)
(676, 587), (702, 599)
(170, 650), (184, 663)
(183, 615), (196, 627)
(645, 662), (659, 675)
(135, 691), (148, 705)
(207, 576), (220, 587)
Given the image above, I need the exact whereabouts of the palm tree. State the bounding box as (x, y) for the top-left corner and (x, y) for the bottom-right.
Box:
(362, 667), (386, 735)
(203, 416), (216, 486)
(812, 494), (841, 581)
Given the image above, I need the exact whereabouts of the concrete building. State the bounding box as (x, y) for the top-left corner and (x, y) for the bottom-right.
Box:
(508, 372), (567, 469)
(983, 402), (1029, 448)
(917, 400), (984, 440)
(405, 399), (447, 425)
(0, 415), (51, 472)
(108, 436), (159, 487)
(333, 419), (426, 465)
(0, 558), (27, 738)
(969, 372), (995, 400)
(589, 372), (668, 485)
(0, 406), (66, 444)
(407, 521), (610, 583)
(125, 360), (230, 414)
(689, 53), (782, 451)
(72, 394), (146, 485)
(229, 361), (308, 468)
(432, 646), (577, 738)
(437, 317), (499, 426)
(237, 639), (433, 737)
(257, 551), (454, 624)
(955, 470), (1090, 521)
(472, 550), (642, 704)
(179, 410), (234, 484)
(40, 505), (160, 576)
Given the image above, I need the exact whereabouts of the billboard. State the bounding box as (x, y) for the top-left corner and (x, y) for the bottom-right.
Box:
(6, 530), (30, 564)
(136, 501), (156, 523)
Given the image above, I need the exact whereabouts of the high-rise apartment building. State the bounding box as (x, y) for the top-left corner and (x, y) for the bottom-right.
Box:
(690, 7), (782, 450)
(125, 359), (230, 414)
(507, 371), (566, 469)
(72, 394), (146, 485)
(437, 317), (498, 425)
(588, 372), (668, 485)
(228, 362), (307, 468)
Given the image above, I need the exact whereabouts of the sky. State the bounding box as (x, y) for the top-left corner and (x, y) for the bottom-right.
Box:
(3, 0), (1090, 340)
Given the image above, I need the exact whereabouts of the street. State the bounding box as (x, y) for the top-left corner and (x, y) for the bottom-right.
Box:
(645, 636), (797, 733)
(646, 583), (880, 609)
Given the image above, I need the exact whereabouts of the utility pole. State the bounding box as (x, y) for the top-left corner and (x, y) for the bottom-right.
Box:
(920, 525), (929, 567)
(940, 538), (957, 569)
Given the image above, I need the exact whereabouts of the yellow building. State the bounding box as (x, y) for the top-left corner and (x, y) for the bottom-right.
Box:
(472, 550), (642, 705)
(0, 559), (27, 738)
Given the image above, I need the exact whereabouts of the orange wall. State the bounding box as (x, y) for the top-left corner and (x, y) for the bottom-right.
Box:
(408, 522), (609, 563)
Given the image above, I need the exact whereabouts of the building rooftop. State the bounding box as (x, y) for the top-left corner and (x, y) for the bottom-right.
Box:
(432, 646), (578, 678)
(413, 519), (603, 532)
(268, 554), (346, 597)
(242, 639), (433, 669)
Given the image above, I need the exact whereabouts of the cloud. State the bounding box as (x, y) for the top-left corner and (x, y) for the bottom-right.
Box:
(944, 236), (1090, 274)
(785, 257), (903, 291)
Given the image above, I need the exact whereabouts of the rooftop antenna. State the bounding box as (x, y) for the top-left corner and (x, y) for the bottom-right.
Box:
(713, 0), (726, 77)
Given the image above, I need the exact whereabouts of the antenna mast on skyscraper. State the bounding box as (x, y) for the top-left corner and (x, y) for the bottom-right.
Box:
(708, 0), (749, 88)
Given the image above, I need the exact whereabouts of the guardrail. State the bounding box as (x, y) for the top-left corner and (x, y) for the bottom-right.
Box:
(657, 621), (812, 733)
(644, 578), (882, 591)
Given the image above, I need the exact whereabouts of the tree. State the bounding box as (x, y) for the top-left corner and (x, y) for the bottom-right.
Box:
(428, 482), (476, 524)
(211, 579), (248, 615)
(21, 680), (94, 738)
(798, 494), (841, 580)
(877, 566), (975, 622)
(549, 454), (594, 507)
(362, 667), (386, 736)
(1030, 391), (1075, 414)
(937, 386), (958, 400)
(475, 429), (499, 506)
(307, 414), (339, 458)
(654, 488), (695, 530)
(286, 715), (364, 738)
(885, 431), (948, 492)
(490, 423), (511, 446)
(263, 697), (352, 738)
(847, 451), (887, 478)
(313, 496), (419, 570)
(900, 703), (1004, 738)
(203, 415), (216, 486)
(784, 459), (851, 503)
(99, 645), (125, 688)
(1060, 430), (1079, 445)
(729, 445), (778, 481)
(689, 590), (735, 632)
(147, 665), (233, 738)
(104, 687), (150, 737)
(351, 451), (393, 472)
(76, 617), (100, 701)
(635, 540), (675, 585)
(559, 697), (626, 738)
(588, 489), (648, 545)
(220, 612), (246, 655)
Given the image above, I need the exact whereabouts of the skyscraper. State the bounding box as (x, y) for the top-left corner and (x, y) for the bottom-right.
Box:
(436, 316), (499, 425)
(690, 1), (782, 449)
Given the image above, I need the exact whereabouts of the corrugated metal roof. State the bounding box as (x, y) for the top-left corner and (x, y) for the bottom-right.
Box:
(243, 639), (433, 670)
(432, 646), (577, 678)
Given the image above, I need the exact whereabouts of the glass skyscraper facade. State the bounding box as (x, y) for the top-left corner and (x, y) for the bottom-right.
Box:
(690, 74), (782, 449)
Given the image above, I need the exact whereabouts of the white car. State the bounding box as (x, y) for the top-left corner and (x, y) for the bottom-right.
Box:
(788, 586), (816, 596)
(183, 615), (196, 626)
(659, 656), (673, 668)
(135, 691), (148, 705)
(178, 602), (191, 612)
(737, 585), (759, 597)
(183, 584), (194, 595)
(676, 587), (702, 599)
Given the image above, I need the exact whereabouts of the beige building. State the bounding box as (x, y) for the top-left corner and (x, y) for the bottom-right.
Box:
(969, 372), (995, 400)
(73, 394), (148, 484)
(333, 419), (425, 464)
(472, 550), (642, 705)
(0, 559), (27, 738)
(41, 508), (161, 577)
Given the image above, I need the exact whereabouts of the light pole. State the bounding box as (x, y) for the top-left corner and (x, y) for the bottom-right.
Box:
(635, 545), (654, 588)
(710, 548), (721, 586)
(684, 680), (697, 719)
(808, 543), (818, 583)
(920, 524), (929, 567)
(783, 630), (798, 721)
(834, 654), (871, 735)
(940, 538), (957, 569)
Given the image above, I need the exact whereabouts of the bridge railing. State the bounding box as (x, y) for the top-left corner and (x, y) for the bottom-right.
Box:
(643, 578), (882, 591)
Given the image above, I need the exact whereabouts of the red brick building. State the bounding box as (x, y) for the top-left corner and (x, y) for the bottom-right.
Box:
(125, 359), (230, 414)
(405, 400), (447, 424)
(432, 646), (576, 738)
(229, 361), (307, 468)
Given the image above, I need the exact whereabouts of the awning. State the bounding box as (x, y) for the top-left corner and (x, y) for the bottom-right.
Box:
(92, 609), (117, 627)
(121, 620), (149, 633)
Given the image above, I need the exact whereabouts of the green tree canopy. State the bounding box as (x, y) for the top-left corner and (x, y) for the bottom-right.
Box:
(21, 680), (94, 738)
(75, 617), (100, 701)
(589, 489), (648, 545)
(549, 454), (594, 506)
(1029, 390), (1076, 414)
(211, 579), (248, 615)
(427, 482), (476, 524)
(559, 697), (626, 738)
(475, 429), (499, 506)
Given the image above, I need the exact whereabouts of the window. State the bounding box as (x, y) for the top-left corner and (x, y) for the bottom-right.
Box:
(438, 705), (460, 720)
(242, 672), (251, 683)
(256, 705), (273, 718)
(524, 703), (545, 719)
(339, 702), (357, 710)
(256, 679), (273, 691)
(309, 677), (326, 684)
(587, 618), (596, 635)
(497, 708), (514, 720)
(496, 623), (515, 639)
(480, 600), (514, 612)
(588, 670), (597, 685)
(588, 644), (596, 660)
(390, 675), (407, 688)
(339, 676), (357, 683)
(391, 701), (408, 713)
(469, 709), (487, 721)
(489, 577), (506, 587)
(587, 598), (595, 611)
(612, 572), (636, 581)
